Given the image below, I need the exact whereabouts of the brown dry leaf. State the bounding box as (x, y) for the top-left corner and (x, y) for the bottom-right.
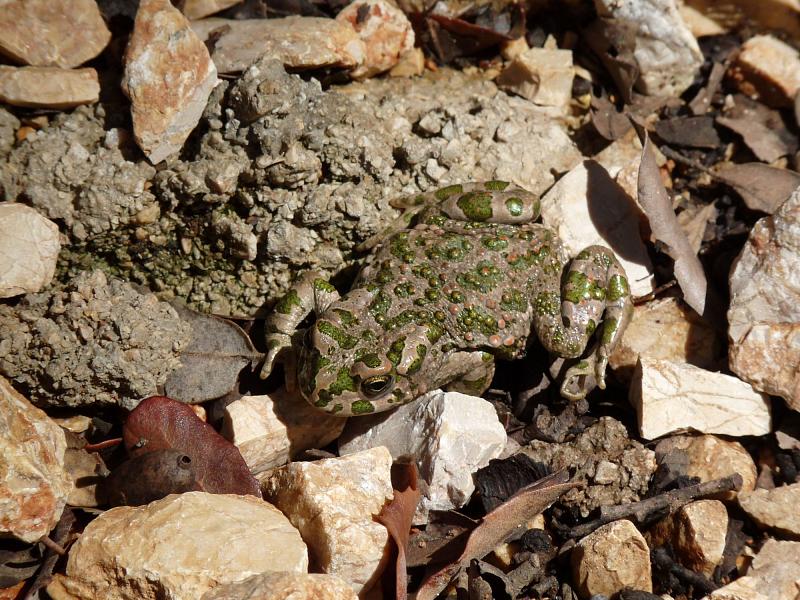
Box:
(375, 463), (421, 600)
(637, 130), (709, 317)
(165, 303), (263, 403)
(654, 116), (721, 149)
(415, 471), (577, 600)
(590, 91), (631, 141)
(716, 116), (790, 163)
(583, 18), (639, 104)
(123, 395), (261, 498)
(715, 163), (800, 214)
(689, 61), (726, 115)
(103, 449), (198, 507)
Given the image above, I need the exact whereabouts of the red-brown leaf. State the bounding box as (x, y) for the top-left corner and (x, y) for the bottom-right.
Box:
(376, 463), (421, 600)
(123, 396), (261, 498)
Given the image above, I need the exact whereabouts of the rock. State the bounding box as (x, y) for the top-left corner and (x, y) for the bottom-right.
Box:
(594, 0), (703, 96)
(729, 35), (800, 108)
(0, 203), (60, 298)
(609, 297), (722, 383)
(571, 519), (652, 599)
(336, 0), (414, 79)
(648, 500), (728, 576)
(0, 66), (99, 109)
(338, 390), (507, 521)
(0, 0), (110, 68)
(540, 160), (654, 296)
(201, 572), (358, 600)
(0, 270), (192, 410)
(500, 37), (530, 60)
(679, 3), (728, 37)
(738, 483), (800, 538)
(221, 389), (346, 475)
(191, 17), (366, 74)
(683, 0), (800, 39)
(46, 492), (307, 600)
(496, 47), (574, 108)
(63, 432), (106, 508)
(655, 434), (757, 500)
(592, 129), (647, 203)
(183, 0), (242, 20)
(728, 187), (800, 410)
(523, 417), (657, 518)
(388, 48), (425, 77)
(631, 358), (772, 440)
(0, 376), (72, 543)
(706, 539), (800, 600)
(122, 0), (218, 164)
(261, 447), (394, 595)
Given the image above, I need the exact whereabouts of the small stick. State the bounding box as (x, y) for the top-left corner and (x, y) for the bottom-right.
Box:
(39, 536), (67, 556)
(565, 474), (743, 538)
(83, 437), (123, 452)
(632, 279), (677, 305)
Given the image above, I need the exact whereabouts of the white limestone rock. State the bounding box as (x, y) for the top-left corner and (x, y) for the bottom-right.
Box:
(336, 0), (414, 79)
(0, 0), (111, 68)
(728, 187), (800, 410)
(201, 572), (358, 600)
(182, 0), (242, 20)
(260, 447), (394, 596)
(191, 17), (366, 74)
(706, 540), (800, 600)
(46, 492), (308, 600)
(540, 160), (654, 296)
(648, 500), (728, 577)
(0, 203), (60, 298)
(221, 389), (346, 475)
(738, 483), (800, 538)
(338, 390), (506, 521)
(655, 434), (757, 500)
(0, 375), (72, 543)
(122, 0), (218, 164)
(631, 358), (772, 439)
(571, 519), (652, 599)
(0, 65), (99, 109)
(594, 0), (704, 96)
(609, 297), (722, 383)
(729, 35), (800, 108)
(496, 47), (575, 108)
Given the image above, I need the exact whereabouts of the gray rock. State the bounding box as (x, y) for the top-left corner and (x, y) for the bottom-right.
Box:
(4, 61), (581, 317)
(0, 270), (191, 409)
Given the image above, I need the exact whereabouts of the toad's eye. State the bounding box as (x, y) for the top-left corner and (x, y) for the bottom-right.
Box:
(361, 375), (394, 398)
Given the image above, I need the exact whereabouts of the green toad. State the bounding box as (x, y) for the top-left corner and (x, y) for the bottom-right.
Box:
(261, 182), (633, 416)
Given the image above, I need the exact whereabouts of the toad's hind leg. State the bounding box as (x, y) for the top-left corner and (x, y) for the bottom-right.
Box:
(530, 245), (633, 400)
(442, 352), (496, 397)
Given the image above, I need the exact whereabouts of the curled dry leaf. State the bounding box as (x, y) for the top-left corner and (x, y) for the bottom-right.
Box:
(415, 471), (578, 600)
(716, 116), (791, 163)
(636, 130), (709, 318)
(123, 395), (261, 498)
(714, 162), (800, 214)
(375, 463), (421, 600)
(654, 116), (720, 149)
(583, 18), (639, 104)
(104, 449), (198, 507)
(165, 303), (264, 403)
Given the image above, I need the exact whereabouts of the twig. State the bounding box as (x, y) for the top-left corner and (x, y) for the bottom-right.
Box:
(652, 547), (717, 595)
(83, 437), (123, 452)
(565, 474), (743, 539)
(38, 536), (66, 556)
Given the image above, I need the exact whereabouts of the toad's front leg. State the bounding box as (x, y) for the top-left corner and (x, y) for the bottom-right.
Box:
(530, 245), (633, 400)
(261, 272), (340, 389)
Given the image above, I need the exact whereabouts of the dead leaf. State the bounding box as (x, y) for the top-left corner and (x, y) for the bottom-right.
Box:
(715, 163), (800, 214)
(123, 396), (261, 498)
(165, 303), (264, 403)
(103, 449), (198, 507)
(0, 544), (40, 589)
(23, 508), (75, 598)
(636, 130), (710, 318)
(590, 91), (632, 141)
(583, 18), (639, 104)
(415, 471), (577, 600)
(716, 116), (790, 163)
(676, 201), (717, 254)
(654, 116), (721, 149)
(376, 463), (421, 600)
(689, 62), (726, 116)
